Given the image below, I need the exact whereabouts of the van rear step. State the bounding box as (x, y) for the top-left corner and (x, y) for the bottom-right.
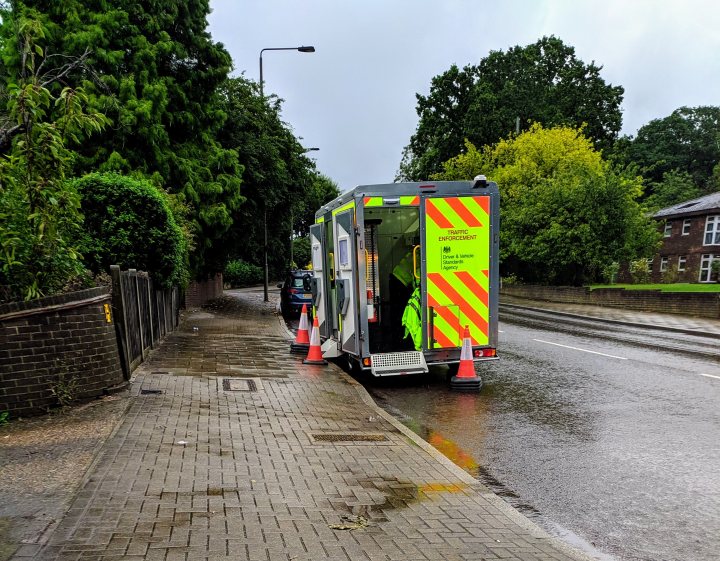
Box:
(370, 351), (428, 376)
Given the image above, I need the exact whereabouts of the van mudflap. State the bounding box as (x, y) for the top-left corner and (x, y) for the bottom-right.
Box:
(370, 351), (428, 376)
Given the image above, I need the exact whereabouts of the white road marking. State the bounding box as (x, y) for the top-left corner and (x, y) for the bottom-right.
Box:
(533, 339), (628, 360)
(700, 373), (720, 380)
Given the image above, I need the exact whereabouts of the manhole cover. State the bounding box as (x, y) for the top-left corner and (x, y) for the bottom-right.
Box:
(222, 378), (260, 392)
(310, 433), (388, 443)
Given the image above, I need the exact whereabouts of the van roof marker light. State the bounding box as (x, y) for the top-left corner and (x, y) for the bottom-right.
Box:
(473, 175), (488, 188)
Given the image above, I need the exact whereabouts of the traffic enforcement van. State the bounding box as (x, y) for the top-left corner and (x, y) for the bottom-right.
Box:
(308, 177), (499, 377)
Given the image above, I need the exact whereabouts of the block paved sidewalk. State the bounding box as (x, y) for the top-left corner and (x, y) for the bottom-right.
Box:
(19, 289), (592, 561)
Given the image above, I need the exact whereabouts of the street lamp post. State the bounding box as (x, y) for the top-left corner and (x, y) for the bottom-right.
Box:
(259, 46), (315, 302)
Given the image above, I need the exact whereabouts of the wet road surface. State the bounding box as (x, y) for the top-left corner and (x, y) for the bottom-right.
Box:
(289, 308), (720, 561)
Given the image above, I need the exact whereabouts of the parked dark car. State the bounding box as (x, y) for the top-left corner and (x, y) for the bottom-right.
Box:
(278, 270), (313, 316)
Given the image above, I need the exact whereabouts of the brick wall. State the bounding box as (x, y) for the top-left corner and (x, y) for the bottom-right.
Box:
(0, 287), (125, 418)
(650, 214), (719, 283)
(184, 273), (223, 308)
(501, 285), (720, 319)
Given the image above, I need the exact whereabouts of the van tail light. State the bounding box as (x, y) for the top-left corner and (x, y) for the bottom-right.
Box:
(474, 348), (496, 358)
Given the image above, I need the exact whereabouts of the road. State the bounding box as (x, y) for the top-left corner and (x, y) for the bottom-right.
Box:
(360, 306), (720, 561)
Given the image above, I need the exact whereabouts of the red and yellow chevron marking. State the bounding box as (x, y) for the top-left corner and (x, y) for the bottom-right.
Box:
(400, 195), (420, 206)
(424, 196), (490, 348)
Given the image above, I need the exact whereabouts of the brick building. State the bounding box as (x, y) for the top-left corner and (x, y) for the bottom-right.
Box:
(652, 192), (720, 283)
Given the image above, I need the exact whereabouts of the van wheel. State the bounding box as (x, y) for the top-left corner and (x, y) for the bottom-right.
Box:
(347, 356), (363, 377)
(446, 363), (459, 381)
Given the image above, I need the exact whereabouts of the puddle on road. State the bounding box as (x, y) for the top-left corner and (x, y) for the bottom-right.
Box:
(371, 394), (616, 561)
(423, 425), (543, 519)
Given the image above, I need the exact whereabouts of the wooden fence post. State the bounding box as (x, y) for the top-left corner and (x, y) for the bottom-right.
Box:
(110, 265), (131, 380)
(130, 269), (147, 360)
(147, 275), (155, 348)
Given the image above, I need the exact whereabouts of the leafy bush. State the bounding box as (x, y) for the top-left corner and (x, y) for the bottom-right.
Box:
(74, 173), (189, 289)
(629, 259), (651, 284)
(602, 262), (620, 284)
(0, 17), (107, 302)
(0, 175), (90, 301)
(712, 260), (720, 282)
(224, 259), (263, 287)
(661, 264), (680, 284)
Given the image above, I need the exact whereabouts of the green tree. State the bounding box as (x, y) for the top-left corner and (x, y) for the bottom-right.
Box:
(1, 0), (242, 277)
(645, 170), (703, 211)
(621, 106), (720, 195)
(0, 12), (107, 301)
(294, 172), (340, 237)
(399, 36), (624, 181)
(215, 76), (338, 276)
(434, 124), (658, 285)
(290, 173), (339, 269)
(291, 236), (311, 270)
(74, 172), (189, 288)
(397, 63), (478, 182)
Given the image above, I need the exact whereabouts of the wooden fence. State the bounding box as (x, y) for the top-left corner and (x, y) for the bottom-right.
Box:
(110, 265), (180, 379)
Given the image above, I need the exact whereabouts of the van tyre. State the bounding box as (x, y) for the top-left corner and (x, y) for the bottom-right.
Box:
(347, 356), (363, 377)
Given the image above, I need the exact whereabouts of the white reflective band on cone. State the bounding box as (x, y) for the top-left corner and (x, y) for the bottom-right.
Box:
(310, 323), (321, 346)
(460, 330), (472, 360)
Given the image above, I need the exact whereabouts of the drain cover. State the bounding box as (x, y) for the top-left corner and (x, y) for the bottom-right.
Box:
(310, 433), (387, 443)
(140, 389), (163, 395)
(222, 378), (259, 392)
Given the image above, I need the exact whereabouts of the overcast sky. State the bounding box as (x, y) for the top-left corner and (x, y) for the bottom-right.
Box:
(208, 0), (720, 191)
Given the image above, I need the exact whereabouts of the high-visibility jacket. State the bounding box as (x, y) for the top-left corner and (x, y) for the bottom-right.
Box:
(392, 252), (415, 288)
(402, 286), (422, 350)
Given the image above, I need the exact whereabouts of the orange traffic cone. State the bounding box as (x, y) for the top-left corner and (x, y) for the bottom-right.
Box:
(450, 325), (482, 391)
(290, 304), (311, 354)
(303, 315), (328, 365)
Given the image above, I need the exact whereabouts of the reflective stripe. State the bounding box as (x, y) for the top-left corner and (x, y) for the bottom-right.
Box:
(362, 195), (418, 207)
(400, 195), (420, 206)
(408, 298), (420, 317)
(364, 196), (383, 207)
(332, 201), (355, 216)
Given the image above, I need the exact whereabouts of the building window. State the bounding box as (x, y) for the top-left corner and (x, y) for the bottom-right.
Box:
(682, 219), (691, 235)
(699, 254), (718, 282)
(705, 215), (720, 245)
(660, 257), (669, 272)
(663, 222), (672, 237)
(678, 256), (686, 272)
